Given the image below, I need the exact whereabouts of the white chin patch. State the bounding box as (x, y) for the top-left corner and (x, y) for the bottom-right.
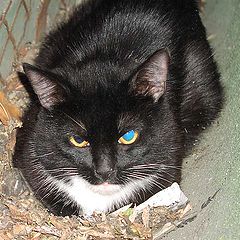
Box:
(54, 176), (150, 215)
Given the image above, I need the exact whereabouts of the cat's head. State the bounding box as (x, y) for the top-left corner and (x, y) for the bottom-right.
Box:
(22, 49), (182, 212)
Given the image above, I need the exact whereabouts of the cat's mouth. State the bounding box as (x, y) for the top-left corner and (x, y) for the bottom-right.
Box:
(90, 182), (122, 195)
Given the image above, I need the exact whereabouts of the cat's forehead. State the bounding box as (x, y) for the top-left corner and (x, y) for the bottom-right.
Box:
(70, 86), (135, 116)
(63, 86), (146, 133)
(65, 102), (143, 134)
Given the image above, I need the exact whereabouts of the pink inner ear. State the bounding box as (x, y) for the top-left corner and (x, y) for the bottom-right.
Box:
(34, 75), (65, 109)
(23, 63), (65, 109)
(132, 49), (170, 102)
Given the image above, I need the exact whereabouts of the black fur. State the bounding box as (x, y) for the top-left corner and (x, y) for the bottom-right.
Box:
(13, 0), (223, 216)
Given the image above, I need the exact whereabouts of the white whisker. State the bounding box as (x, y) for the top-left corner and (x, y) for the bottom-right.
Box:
(63, 112), (86, 130)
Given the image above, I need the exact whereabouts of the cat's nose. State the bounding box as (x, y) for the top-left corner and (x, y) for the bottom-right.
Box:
(95, 168), (115, 180)
(94, 148), (117, 180)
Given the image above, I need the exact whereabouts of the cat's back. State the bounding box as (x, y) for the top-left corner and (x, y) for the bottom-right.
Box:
(35, 0), (201, 72)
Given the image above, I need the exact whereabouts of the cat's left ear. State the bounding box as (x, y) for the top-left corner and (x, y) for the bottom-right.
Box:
(130, 49), (170, 102)
(23, 63), (67, 110)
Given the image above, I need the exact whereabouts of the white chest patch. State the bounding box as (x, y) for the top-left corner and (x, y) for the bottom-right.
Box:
(54, 176), (150, 215)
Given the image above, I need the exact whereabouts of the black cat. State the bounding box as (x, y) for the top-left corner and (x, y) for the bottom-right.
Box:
(13, 0), (223, 216)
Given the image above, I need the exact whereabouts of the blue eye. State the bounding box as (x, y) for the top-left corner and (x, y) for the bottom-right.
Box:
(123, 130), (135, 141)
(118, 130), (138, 145)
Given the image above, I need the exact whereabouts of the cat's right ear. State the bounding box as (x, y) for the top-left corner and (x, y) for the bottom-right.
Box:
(130, 49), (170, 103)
(23, 63), (66, 110)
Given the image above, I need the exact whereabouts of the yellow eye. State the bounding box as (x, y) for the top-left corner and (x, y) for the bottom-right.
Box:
(118, 130), (138, 145)
(69, 135), (89, 148)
